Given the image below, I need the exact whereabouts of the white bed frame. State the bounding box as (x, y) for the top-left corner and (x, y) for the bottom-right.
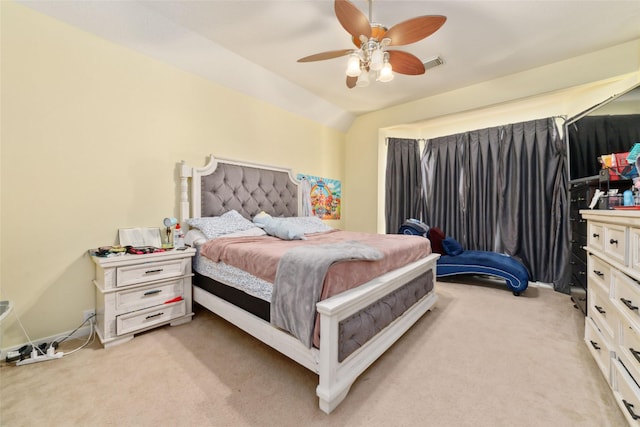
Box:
(180, 156), (439, 414)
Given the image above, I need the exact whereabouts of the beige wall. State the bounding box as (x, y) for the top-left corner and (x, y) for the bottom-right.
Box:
(343, 40), (640, 233)
(0, 3), (345, 348)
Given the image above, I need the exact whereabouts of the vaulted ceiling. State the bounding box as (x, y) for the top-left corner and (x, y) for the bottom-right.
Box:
(20, 1), (640, 131)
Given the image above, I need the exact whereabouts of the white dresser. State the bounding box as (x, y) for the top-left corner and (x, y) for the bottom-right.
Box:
(582, 209), (640, 425)
(91, 248), (195, 347)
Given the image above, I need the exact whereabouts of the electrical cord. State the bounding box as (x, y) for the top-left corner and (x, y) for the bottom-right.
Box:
(6, 310), (96, 362)
(11, 309), (46, 356)
(52, 313), (95, 346)
(63, 318), (95, 356)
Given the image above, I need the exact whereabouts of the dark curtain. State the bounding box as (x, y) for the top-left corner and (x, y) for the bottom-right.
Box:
(385, 138), (424, 234)
(568, 114), (640, 180)
(421, 118), (570, 292)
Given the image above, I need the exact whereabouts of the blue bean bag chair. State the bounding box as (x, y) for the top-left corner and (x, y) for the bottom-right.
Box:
(429, 228), (529, 296)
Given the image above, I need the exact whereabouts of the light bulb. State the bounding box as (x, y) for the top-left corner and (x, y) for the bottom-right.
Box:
(346, 54), (361, 77)
(370, 48), (384, 71)
(378, 61), (394, 82)
(356, 70), (370, 87)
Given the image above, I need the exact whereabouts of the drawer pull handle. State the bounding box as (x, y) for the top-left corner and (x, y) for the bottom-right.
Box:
(593, 270), (604, 277)
(610, 238), (618, 245)
(630, 348), (640, 364)
(621, 298), (639, 311)
(145, 312), (164, 320)
(594, 305), (606, 314)
(623, 400), (640, 420)
(592, 233), (600, 238)
(143, 290), (162, 296)
(589, 340), (601, 350)
(145, 269), (163, 274)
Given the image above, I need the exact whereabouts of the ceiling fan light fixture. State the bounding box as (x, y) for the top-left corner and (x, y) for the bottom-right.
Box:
(378, 61), (394, 83)
(346, 53), (362, 77)
(356, 70), (370, 87)
(369, 47), (384, 71)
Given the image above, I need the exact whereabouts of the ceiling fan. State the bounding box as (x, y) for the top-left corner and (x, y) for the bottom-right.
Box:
(297, 0), (446, 88)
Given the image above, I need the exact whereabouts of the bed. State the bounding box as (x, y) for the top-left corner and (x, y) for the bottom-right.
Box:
(179, 156), (439, 413)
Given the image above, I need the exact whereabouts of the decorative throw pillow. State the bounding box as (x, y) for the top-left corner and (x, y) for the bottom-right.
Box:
(442, 237), (464, 256)
(427, 227), (446, 254)
(253, 212), (306, 240)
(185, 210), (255, 239)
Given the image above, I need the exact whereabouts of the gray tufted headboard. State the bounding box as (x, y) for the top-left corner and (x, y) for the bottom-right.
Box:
(180, 156), (301, 221)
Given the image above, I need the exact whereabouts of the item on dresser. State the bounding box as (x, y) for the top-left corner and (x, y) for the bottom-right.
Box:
(180, 155), (439, 414)
(581, 209), (640, 425)
(90, 248), (196, 347)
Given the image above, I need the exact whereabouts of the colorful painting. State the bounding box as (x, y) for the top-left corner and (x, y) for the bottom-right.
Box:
(297, 174), (341, 220)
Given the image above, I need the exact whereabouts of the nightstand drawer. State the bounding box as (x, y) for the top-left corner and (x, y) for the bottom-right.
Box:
(115, 279), (184, 312)
(116, 259), (185, 287)
(116, 300), (186, 336)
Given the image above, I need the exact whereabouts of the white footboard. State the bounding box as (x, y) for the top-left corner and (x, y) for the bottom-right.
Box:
(193, 253), (439, 414)
(315, 253), (438, 413)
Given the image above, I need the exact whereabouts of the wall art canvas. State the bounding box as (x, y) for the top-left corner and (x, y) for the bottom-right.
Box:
(297, 174), (341, 219)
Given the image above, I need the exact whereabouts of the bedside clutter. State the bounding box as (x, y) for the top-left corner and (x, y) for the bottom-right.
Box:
(581, 209), (640, 425)
(89, 248), (195, 347)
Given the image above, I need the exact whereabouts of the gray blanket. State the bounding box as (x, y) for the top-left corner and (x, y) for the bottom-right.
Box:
(270, 241), (384, 347)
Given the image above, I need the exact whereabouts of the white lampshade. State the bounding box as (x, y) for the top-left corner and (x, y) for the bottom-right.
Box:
(378, 61), (394, 82)
(356, 70), (370, 87)
(346, 54), (362, 77)
(370, 48), (384, 71)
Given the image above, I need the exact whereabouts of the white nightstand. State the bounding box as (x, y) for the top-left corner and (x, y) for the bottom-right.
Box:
(90, 248), (195, 348)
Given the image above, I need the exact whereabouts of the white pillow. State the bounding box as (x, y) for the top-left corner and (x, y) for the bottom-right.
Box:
(253, 212), (306, 240)
(186, 210), (255, 239)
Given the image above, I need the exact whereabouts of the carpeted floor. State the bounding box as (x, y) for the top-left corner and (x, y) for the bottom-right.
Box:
(0, 279), (625, 426)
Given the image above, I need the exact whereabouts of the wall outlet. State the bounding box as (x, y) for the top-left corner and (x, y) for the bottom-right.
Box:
(83, 309), (96, 323)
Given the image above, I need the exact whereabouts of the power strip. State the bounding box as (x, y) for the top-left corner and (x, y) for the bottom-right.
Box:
(16, 346), (64, 366)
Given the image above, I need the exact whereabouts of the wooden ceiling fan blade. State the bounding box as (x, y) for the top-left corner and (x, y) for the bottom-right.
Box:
(334, 0), (371, 40)
(297, 49), (353, 62)
(346, 75), (357, 89)
(384, 15), (446, 46)
(388, 50), (425, 75)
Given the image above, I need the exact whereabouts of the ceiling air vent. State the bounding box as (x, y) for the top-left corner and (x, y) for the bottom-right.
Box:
(423, 56), (444, 70)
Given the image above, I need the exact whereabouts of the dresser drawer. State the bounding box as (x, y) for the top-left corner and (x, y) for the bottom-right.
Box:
(612, 358), (640, 425)
(605, 223), (628, 266)
(613, 270), (640, 328)
(632, 228), (640, 272)
(116, 259), (185, 287)
(619, 322), (640, 383)
(588, 254), (611, 294)
(115, 279), (185, 312)
(589, 283), (617, 343)
(588, 221), (605, 253)
(116, 300), (186, 336)
(586, 318), (614, 385)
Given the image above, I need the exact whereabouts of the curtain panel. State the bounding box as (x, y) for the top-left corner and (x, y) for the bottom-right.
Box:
(568, 114), (640, 180)
(421, 118), (570, 292)
(385, 138), (425, 234)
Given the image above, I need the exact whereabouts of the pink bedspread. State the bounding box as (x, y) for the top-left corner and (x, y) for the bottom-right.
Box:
(199, 230), (432, 346)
